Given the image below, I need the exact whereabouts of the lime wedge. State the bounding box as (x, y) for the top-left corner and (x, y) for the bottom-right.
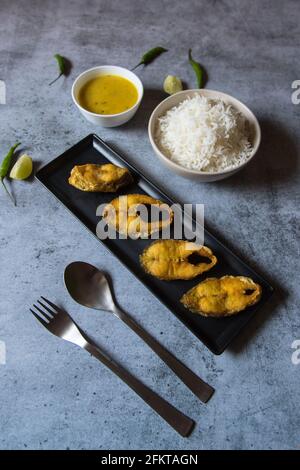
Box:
(9, 154), (33, 180)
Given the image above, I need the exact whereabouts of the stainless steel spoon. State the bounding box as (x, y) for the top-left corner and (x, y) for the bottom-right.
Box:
(64, 261), (214, 403)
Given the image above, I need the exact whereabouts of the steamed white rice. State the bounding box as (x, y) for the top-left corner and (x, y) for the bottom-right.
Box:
(155, 95), (253, 172)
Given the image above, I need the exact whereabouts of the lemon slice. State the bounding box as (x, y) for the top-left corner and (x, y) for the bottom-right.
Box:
(163, 75), (183, 95)
(9, 154), (33, 180)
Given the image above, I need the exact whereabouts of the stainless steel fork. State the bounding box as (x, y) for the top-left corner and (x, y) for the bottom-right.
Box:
(30, 297), (195, 437)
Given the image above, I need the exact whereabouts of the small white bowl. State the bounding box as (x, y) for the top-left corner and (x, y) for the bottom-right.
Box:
(72, 66), (144, 127)
(148, 89), (261, 182)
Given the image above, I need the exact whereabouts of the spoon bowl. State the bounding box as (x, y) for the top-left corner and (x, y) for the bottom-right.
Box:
(64, 261), (115, 313)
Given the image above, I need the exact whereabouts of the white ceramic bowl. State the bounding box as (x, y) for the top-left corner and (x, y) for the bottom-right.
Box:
(72, 66), (144, 127)
(148, 89), (261, 181)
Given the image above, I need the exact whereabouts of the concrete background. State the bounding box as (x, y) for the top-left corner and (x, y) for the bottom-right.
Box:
(0, 0), (299, 450)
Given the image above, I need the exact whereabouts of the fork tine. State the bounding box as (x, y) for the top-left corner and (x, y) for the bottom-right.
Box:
(37, 300), (55, 317)
(41, 296), (59, 313)
(30, 308), (49, 327)
(33, 304), (52, 322)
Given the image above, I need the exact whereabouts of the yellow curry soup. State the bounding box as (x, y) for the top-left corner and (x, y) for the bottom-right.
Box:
(78, 75), (138, 115)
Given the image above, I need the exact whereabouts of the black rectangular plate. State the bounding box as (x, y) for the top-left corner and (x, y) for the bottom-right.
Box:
(36, 134), (273, 354)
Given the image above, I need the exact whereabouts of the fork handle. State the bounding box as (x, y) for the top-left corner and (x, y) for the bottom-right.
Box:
(83, 341), (194, 437)
(115, 307), (214, 403)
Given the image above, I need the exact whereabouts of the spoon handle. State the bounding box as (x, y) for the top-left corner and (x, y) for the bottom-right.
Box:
(114, 307), (214, 403)
(84, 341), (194, 437)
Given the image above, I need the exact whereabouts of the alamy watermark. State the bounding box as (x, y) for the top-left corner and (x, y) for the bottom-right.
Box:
(0, 340), (6, 365)
(96, 200), (205, 246)
(0, 80), (6, 105)
(291, 80), (300, 104)
(291, 340), (300, 365)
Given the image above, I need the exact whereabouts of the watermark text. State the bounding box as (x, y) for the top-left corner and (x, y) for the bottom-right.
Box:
(0, 341), (6, 365)
(291, 80), (300, 104)
(291, 340), (300, 365)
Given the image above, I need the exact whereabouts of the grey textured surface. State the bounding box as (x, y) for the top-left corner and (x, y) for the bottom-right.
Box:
(0, 0), (299, 451)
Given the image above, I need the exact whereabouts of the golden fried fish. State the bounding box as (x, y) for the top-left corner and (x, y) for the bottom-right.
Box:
(102, 194), (173, 238)
(181, 276), (262, 317)
(68, 163), (133, 192)
(140, 240), (217, 280)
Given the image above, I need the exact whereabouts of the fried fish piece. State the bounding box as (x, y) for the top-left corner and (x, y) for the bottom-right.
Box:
(140, 240), (217, 280)
(102, 194), (173, 238)
(181, 275), (262, 317)
(68, 163), (133, 192)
